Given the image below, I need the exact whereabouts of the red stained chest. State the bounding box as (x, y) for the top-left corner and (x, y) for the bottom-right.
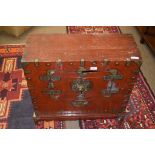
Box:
(22, 34), (142, 120)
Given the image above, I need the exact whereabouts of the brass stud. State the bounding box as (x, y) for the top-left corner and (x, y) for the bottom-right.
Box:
(126, 58), (131, 66)
(34, 59), (39, 67)
(127, 88), (132, 93)
(26, 77), (31, 80)
(46, 63), (51, 66)
(56, 59), (62, 67)
(103, 58), (109, 65)
(115, 61), (119, 66)
(80, 59), (85, 67)
(47, 70), (55, 76)
(27, 84), (32, 87)
(92, 61), (97, 65)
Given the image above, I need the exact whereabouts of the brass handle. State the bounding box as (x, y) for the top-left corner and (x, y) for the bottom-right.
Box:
(72, 100), (88, 107)
(72, 79), (92, 93)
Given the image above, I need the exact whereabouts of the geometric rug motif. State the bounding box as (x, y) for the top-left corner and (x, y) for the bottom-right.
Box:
(68, 26), (155, 129)
(0, 45), (27, 128)
(0, 45), (64, 129)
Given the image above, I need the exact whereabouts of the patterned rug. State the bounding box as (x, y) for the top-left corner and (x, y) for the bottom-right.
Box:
(68, 26), (155, 129)
(0, 45), (64, 129)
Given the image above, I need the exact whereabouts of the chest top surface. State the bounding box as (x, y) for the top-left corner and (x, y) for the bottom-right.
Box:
(22, 34), (141, 62)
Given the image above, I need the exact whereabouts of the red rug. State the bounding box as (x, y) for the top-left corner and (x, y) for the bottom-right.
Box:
(68, 26), (155, 129)
(0, 45), (64, 129)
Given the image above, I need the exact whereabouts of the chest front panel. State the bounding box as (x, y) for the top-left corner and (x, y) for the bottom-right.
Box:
(23, 60), (139, 119)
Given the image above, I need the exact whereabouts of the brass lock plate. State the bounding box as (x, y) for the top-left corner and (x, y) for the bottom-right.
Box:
(72, 100), (89, 107)
(72, 79), (93, 93)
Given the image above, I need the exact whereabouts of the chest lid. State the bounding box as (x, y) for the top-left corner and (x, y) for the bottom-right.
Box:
(22, 34), (141, 62)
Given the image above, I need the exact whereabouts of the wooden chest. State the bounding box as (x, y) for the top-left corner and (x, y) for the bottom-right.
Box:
(22, 34), (142, 121)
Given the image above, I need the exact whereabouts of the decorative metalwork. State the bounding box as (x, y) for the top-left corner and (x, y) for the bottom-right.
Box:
(102, 69), (123, 97)
(26, 77), (31, 80)
(92, 61), (97, 65)
(46, 63), (51, 66)
(115, 61), (119, 65)
(72, 79), (92, 93)
(103, 58), (109, 65)
(126, 58), (131, 66)
(56, 59), (62, 67)
(71, 79), (92, 107)
(103, 69), (123, 81)
(72, 93), (89, 106)
(40, 70), (61, 81)
(40, 69), (61, 98)
(102, 80), (119, 97)
(72, 100), (88, 106)
(80, 59), (85, 67)
(34, 59), (39, 67)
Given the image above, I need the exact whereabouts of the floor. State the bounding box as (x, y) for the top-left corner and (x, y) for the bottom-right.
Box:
(0, 26), (155, 129)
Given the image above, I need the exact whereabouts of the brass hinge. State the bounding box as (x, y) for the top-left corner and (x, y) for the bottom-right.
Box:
(104, 69), (123, 80)
(102, 69), (122, 97)
(40, 70), (61, 81)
